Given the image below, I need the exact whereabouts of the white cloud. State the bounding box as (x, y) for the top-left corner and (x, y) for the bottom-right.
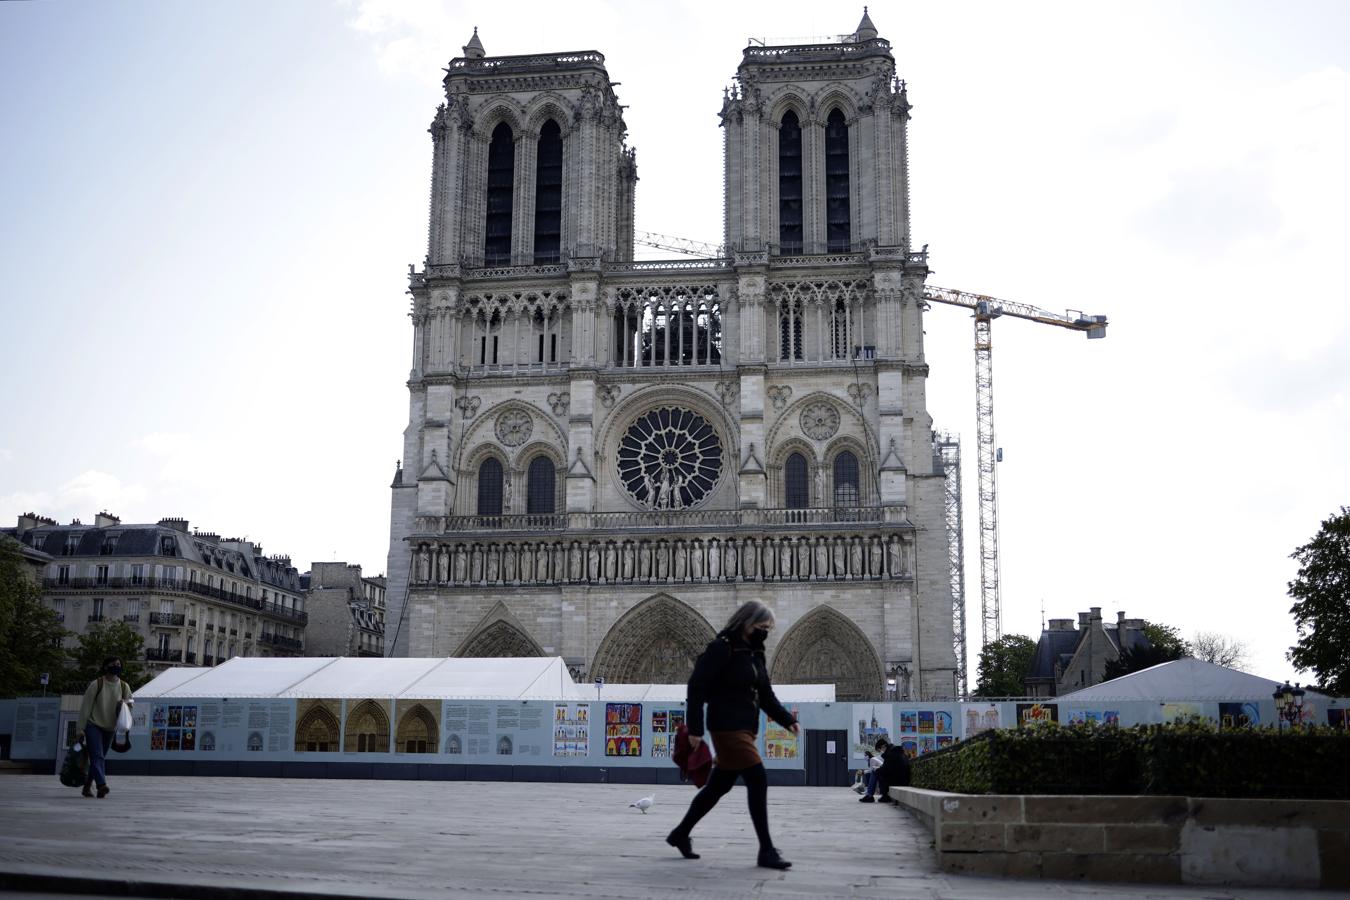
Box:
(345, 0), (459, 78)
(54, 471), (148, 515)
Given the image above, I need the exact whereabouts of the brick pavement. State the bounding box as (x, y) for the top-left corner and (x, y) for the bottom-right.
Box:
(0, 777), (1342, 899)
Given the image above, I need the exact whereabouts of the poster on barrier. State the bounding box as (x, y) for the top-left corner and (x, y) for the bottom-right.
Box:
(552, 703), (590, 757)
(649, 708), (683, 758)
(605, 703), (642, 756)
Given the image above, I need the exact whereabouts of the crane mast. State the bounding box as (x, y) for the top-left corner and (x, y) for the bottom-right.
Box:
(933, 432), (967, 697)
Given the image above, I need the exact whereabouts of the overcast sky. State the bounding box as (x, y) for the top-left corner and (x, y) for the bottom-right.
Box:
(3, 1), (1347, 687)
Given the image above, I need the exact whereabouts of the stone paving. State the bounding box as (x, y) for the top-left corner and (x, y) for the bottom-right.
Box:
(0, 776), (1343, 899)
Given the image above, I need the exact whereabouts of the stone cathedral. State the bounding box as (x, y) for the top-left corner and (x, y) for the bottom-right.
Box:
(384, 11), (958, 701)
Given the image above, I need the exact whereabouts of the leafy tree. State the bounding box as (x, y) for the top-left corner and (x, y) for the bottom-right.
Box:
(1103, 620), (1191, 681)
(973, 633), (1036, 698)
(1142, 622), (1192, 659)
(0, 539), (72, 698)
(1191, 631), (1251, 670)
(65, 621), (149, 692)
(1287, 506), (1350, 695)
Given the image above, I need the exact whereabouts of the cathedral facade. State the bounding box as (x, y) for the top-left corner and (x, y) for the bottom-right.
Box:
(384, 12), (958, 701)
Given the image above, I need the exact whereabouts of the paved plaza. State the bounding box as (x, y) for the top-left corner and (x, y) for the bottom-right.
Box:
(0, 776), (1342, 900)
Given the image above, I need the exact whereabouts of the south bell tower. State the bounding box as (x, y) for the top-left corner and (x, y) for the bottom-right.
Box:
(722, 9), (910, 256)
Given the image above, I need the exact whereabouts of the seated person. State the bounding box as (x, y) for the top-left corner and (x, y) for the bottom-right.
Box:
(857, 748), (884, 800)
(860, 737), (910, 803)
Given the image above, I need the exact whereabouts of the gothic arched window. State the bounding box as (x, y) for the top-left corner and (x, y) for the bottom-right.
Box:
(833, 450), (860, 507)
(485, 122), (515, 265)
(534, 119), (562, 264)
(825, 108), (851, 252)
(778, 110), (803, 255)
(785, 452), (810, 509)
(477, 457), (504, 516)
(526, 455), (556, 515)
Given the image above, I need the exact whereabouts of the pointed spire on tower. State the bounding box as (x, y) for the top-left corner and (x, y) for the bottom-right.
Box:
(463, 27), (485, 59)
(854, 6), (878, 41)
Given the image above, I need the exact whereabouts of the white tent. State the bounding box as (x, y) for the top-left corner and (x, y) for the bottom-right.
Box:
(1056, 657), (1337, 702)
(133, 657), (834, 703)
(135, 657), (588, 701)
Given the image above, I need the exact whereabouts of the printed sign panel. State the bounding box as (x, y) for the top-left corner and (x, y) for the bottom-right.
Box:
(552, 703), (590, 757)
(649, 707), (684, 759)
(605, 703), (642, 757)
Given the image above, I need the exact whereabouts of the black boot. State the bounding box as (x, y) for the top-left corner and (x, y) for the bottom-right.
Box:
(757, 847), (792, 869)
(666, 831), (699, 859)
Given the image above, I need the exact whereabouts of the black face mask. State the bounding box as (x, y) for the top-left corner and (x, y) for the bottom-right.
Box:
(106, 665), (123, 677)
(748, 629), (768, 648)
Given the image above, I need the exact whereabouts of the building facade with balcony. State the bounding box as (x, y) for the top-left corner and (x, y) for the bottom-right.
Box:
(385, 12), (958, 700)
(302, 562), (386, 658)
(4, 512), (307, 671)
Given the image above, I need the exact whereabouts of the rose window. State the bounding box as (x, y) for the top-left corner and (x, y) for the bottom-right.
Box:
(617, 407), (723, 510)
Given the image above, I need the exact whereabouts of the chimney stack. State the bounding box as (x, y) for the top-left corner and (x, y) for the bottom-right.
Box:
(1077, 611), (1090, 629)
(158, 517), (190, 533)
(95, 511), (121, 528)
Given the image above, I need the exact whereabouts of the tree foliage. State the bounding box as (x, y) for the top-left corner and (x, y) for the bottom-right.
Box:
(1288, 506), (1350, 695)
(1191, 630), (1251, 670)
(67, 621), (149, 692)
(973, 633), (1036, 698)
(0, 539), (71, 698)
(1142, 622), (1192, 658)
(1103, 620), (1191, 681)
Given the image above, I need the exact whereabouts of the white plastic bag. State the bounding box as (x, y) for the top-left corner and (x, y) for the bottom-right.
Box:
(116, 702), (133, 733)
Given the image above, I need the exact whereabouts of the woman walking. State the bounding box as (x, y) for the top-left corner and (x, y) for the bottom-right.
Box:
(666, 601), (798, 869)
(76, 657), (133, 798)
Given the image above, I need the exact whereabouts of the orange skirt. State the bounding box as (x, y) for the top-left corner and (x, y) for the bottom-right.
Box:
(710, 730), (761, 770)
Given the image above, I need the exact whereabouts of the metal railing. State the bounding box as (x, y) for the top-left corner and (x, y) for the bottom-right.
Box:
(145, 647), (181, 662)
(42, 576), (308, 625)
(416, 506), (896, 535)
(149, 612), (185, 627)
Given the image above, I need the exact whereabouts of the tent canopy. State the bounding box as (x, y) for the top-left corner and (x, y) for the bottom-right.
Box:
(133, 657), (836, 703)
(1056, 657), (1336, 703)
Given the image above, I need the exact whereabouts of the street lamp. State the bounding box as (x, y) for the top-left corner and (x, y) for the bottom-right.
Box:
(1272, 681), (1306, 732)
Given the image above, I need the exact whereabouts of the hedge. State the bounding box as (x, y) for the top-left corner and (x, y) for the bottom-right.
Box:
(910, 721), (1350, 799)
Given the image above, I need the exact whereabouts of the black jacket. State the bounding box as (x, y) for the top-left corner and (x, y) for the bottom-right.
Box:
(878, 745), (911, 787)
(686, 629), (796, 737)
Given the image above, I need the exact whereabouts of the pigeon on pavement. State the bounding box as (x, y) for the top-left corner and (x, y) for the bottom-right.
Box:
(629, 794), (655, 813)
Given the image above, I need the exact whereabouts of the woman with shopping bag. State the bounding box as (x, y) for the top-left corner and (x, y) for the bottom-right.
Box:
(75, 657), (133, 798)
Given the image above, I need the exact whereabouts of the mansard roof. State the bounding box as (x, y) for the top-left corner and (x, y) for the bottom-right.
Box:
(1025, 628), (1081, 683)
(15, 523), (202, 563)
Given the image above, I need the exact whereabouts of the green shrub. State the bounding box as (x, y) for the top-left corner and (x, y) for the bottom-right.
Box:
(910, 721), (1350, 799)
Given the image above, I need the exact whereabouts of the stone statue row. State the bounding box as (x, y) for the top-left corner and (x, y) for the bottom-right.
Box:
(410, 532), (911, 587)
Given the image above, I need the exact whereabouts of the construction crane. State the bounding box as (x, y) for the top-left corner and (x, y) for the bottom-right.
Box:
(634, 231), (726, 259)
(923, 286), (1107, 651)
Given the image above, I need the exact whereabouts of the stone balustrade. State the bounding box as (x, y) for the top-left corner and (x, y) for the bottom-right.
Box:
(409, 527), (912, 588)
(414, 505), (903, 536)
